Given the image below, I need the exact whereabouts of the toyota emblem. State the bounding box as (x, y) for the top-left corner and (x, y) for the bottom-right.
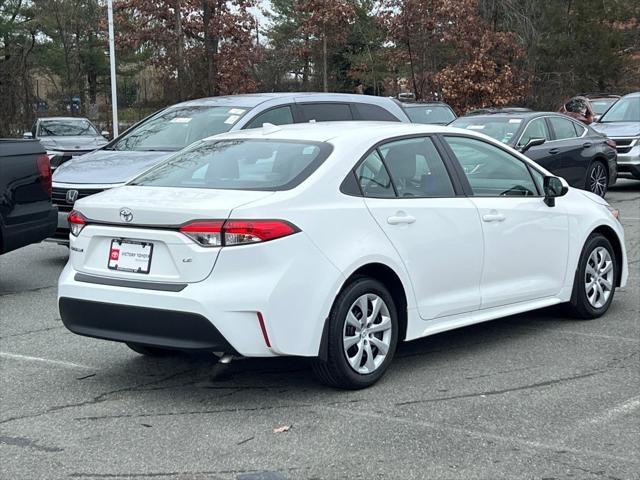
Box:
(119, 208), (133, 223)
(65, 189), (79, 204)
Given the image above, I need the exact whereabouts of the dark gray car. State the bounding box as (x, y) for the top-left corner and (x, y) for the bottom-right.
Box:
(50, 93), (410, 243)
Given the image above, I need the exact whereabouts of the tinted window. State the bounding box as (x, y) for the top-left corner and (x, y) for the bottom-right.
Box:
(245, 106), (294, 129)
(517, 118), (551, 147)
(404, 105), (456, 125)
(131, 139), (329, 191)
(549, 117), (577, 140)
(379, 137), (454, 197)
(355, 151), (395, 198)
(38, 119), (99, 137)
(107, 106), (249, 152)
(299, 103), (353, 122)
(451, 116), (523, 144)
(572, 122), (587, 137)
(354, 103), (400, 121)
(444, 136), (538, 197)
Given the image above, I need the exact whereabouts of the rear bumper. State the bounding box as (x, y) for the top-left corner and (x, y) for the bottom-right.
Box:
(45, 210), (70, 245)
(59, 297), (237, 352)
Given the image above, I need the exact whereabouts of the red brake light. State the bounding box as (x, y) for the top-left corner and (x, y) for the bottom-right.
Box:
(223, 220), (298, 245)
(178, 219), (298, 247)
(179, 220), (224, 247)
(36, 154), (52, 196)
(67, 210), (87, 236)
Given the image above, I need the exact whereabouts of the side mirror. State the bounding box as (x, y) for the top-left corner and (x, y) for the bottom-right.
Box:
(101, 131), (110, 138)
(23, 132), (33, 139)
(543, 176), (569, 207)
(519, 137), (545, 153)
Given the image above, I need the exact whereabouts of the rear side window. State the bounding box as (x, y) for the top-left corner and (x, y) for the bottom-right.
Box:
(572, 122), (587, 137)
(404, 105), (456, 125)
(299, 103), (353, 122)
(355, 151), (395, 198)
(379, 137), (455, 197)
(245, 106), (294, 129)
(131, 139), (331, 191)
(549, 117), (578, 140)
(353, 103), (400, 121)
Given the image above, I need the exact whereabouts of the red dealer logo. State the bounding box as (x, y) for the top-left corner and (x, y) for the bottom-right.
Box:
(110, 249), (120, 261)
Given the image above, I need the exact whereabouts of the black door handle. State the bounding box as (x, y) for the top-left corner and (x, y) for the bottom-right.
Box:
(548, 148), (559, 154)
(582, 142), (592, 148)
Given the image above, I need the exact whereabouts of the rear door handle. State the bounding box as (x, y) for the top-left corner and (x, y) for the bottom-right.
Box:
(548, 148), (559, 155)
(387, 214), (416, 225)
(482, 213), (506, 222)
(582, 142), (592, 149)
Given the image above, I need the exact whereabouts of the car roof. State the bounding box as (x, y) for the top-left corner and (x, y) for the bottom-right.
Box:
(38, 116), (92, 121)
(400, 101), (452, 107)
(172, 92), (399, 109)
(204, 121), (471, 143)
(455, 111), (566, 121)
(620, 91), (640, 98)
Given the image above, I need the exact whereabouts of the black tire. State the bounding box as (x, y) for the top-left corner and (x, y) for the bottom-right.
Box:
(312, 277), (399, 389)
(565, 233), (617, 319)
(586, 161), (608, 197)
(126, 342), (175, 356)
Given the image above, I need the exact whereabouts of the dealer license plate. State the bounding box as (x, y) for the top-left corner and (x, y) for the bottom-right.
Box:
(107, 239), (153, 274)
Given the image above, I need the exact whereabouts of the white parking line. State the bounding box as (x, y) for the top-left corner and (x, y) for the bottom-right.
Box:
(0, 352), (95, 370)
(587, 397), (640, 425)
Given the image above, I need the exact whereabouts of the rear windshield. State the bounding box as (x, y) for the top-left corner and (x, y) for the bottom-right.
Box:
(591, 98), (617, 115)
(106, 106), (249, 152)
(404, 105), (456, 124)
(450, 116), (523, 144)
(130, 139), (332, 191)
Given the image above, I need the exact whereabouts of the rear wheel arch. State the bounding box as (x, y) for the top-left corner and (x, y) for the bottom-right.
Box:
(317, 262), (408, 361)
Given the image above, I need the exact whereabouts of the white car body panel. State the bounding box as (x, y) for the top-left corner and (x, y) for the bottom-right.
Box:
(58, 122), (628, 358)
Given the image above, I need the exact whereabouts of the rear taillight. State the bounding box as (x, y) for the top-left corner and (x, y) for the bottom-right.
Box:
(179, 220), (224, 247)
(605, 138), (616, 149)
(68, 210), (87, 236)
(179, 219), (298, 247)
(36, 154), (52, 196)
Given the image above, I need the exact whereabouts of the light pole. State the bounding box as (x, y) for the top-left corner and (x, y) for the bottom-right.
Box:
(107, 0), (119, 137)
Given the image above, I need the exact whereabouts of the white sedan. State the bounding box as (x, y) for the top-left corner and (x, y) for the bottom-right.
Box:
(58, 122), (628, 389)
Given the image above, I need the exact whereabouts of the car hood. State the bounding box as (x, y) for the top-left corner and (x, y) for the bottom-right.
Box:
(590, 122), (640, 138)
(52, 149), (174, 185)
(40, 135), (107, 151)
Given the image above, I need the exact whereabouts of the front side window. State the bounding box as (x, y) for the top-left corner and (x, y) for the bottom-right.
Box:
(355, 151), (395, 198)
(444, 136), (538, 197)
(549, 117), (578, 140)
(404, 105), (456, 125)
(131, 139), (329, 191)
(245, 106), (294, 129)
(38, 119), (98, 137)
(107, 106), (249, 152)
(517, 118), (551, 148)
(299, 103), (353, 122)
(379, 137), (455, 197)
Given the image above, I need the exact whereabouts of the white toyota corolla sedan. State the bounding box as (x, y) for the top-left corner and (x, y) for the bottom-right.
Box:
(58, 122), (628, 389)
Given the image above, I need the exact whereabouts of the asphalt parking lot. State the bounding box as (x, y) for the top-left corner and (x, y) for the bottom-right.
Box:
(1, 180), (638, 480)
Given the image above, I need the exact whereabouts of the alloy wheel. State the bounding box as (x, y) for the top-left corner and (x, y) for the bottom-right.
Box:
(343, 293), (392, 374)
(589, 164), (607, 197)
(584, 246), (614, 309)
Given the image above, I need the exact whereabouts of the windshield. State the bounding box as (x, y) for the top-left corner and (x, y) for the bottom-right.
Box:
(130, 139), (331, 191)
(591, 98), (618, 115)
(107, 106), (249, 152)
(450, 117), (523, 144)
(598, 96), (640, 123)
(38, 119), (98, 137)
(405, 105), (456, 124)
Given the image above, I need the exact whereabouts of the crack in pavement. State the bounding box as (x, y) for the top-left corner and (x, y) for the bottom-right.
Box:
(0, 325), (64, 340)
(0, 284), (56, 297)
(68, 468), (302, 478)
(0, 367), (197, 426)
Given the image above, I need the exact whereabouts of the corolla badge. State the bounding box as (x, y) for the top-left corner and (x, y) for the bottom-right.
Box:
(65, 189), (79, 204)
(119, 208), (133, 223)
